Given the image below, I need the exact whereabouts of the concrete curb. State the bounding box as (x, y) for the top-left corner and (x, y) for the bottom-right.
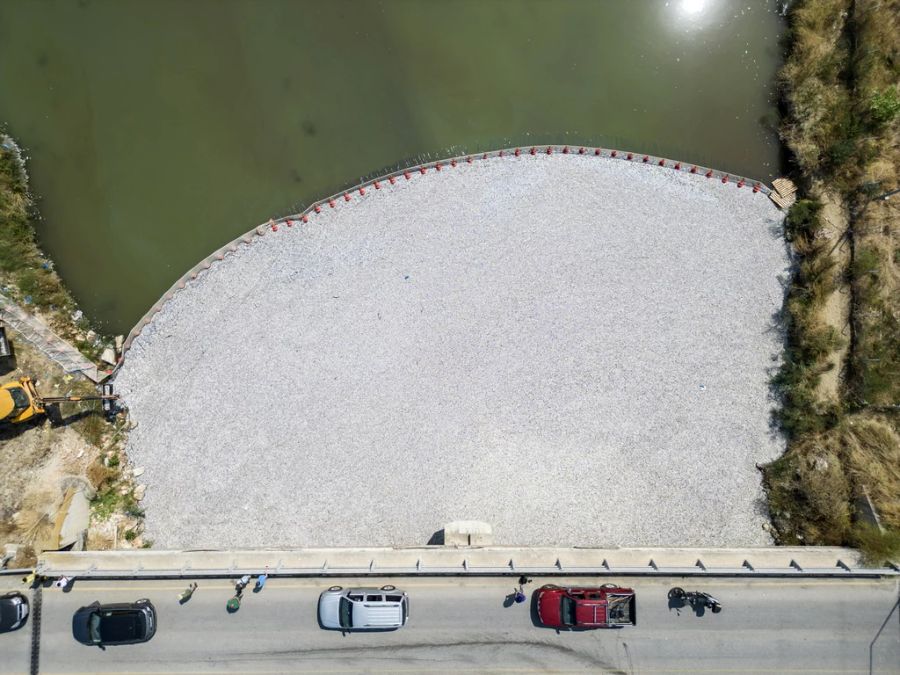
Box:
(30, 547), (899, 579)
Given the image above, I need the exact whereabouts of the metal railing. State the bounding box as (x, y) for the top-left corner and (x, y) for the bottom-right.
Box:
(27, 548), (899, 580)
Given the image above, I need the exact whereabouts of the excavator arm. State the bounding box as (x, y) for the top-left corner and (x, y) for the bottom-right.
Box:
(40, 384), (117, 413)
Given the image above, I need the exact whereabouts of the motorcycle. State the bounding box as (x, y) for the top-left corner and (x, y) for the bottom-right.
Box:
(668, 587), (723, 613)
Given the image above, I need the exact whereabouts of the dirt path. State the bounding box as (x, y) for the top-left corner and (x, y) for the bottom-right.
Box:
(815, 188), (851, 403)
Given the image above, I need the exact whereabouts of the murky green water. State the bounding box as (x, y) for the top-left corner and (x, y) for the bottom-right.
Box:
(0, 0), (785, 332)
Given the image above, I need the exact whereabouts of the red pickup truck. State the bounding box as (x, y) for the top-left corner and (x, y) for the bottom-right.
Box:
(536, 584), (636, 629)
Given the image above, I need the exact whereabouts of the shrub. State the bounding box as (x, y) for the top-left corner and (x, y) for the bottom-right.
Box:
(771, 199), (846, 437)
(869, 87), (900, 125)
(763, 435), (852, 545)
(850, 246), (880, 280)
(851, 524), (900, 566)
(784, 199), (824, 252)
(86, 462), (115, 491)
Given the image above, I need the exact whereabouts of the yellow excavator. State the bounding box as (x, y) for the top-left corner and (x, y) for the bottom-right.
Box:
(0, 377), (117, 424)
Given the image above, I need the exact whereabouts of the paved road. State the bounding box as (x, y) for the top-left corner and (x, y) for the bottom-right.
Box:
(1, 576), (897, 674)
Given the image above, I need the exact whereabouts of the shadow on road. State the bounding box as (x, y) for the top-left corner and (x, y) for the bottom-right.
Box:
(667, 596), (708, 617)
(869, 593), (900, 675)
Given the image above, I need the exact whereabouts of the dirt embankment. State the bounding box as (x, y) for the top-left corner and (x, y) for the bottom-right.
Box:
(764, 0), (899, 564)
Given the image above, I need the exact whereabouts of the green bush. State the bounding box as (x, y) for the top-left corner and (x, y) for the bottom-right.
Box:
(124, 501), (145, 519)
(784, 200), (823, 242)
(869, 87), (900, 125)
(851, 524), (900, 566)
(850, 247), (880, 279)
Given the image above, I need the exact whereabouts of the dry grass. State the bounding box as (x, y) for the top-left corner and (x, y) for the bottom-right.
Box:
(765, 427), (851, 544)
(766, 0), (900, 563)
(843, 416), (900, 528)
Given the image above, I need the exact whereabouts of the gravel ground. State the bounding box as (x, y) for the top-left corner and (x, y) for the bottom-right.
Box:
(116, 154), (789, 549)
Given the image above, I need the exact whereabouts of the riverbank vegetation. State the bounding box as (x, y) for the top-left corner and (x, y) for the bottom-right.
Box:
(0, 135), (104, 357)
(764, 0), (899, 563)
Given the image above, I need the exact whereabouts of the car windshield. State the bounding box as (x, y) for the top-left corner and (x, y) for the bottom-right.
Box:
(339, 597), (352, 628)
(89, 612), (102, 643)
(560, 597), (576, 626)
(9, 387), (30, 415)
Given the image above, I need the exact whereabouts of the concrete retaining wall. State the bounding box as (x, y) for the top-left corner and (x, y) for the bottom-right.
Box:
(31, 547), (899, 579)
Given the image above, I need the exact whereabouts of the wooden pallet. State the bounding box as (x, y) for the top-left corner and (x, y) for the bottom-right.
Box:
(770, 177), (798, 210)
(772, 177), (797, 197)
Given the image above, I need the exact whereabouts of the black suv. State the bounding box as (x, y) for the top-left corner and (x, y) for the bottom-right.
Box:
(72, 600), (156, 646)
(0, 592), (30, 632)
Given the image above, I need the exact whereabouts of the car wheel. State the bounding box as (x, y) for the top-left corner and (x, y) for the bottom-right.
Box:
(380, 585), (396, 591)
(327, 585), (343, 592)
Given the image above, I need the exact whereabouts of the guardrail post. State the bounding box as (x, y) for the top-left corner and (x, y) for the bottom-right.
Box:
(742, 560), (754, 572)
(555, 558), (562, 571)
(649, 559), (658, 571)
(790, 559), (802, 572)
(695, 559), (706, 572)
(508, 559), (515, 571)
(836, 560), (851, 572)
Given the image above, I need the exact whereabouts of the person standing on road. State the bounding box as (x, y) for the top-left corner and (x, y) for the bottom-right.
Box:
(514, 576), (532, 604)
(178, 582), (198, 603)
